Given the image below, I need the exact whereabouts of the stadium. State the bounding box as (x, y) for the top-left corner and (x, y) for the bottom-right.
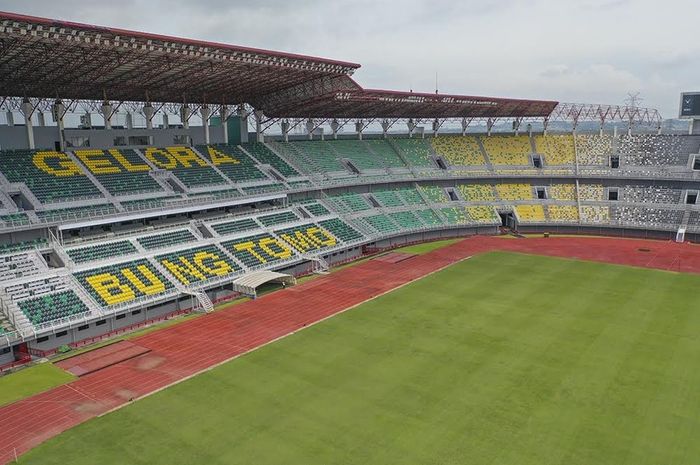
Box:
(1, 8), (700, 464)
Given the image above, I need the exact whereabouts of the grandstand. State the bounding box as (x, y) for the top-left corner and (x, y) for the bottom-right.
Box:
(3, 10), (700, 465)
(0, 10), (696, 379)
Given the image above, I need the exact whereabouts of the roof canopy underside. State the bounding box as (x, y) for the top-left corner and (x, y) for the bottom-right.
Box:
(0, 11), (557, 119)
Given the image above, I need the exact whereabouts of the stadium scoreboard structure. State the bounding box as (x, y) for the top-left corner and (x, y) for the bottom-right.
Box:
(679, 92), (700, 134)
(680, 92), (700, 118)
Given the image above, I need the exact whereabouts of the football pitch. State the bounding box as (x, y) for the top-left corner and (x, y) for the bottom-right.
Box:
(19, 251), (700, 465)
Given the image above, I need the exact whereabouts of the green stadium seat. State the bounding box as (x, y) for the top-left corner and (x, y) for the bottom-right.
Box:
(327, 140), (384, 171)
(318, 219), (365, 242)
(258, 211), (300, 227)
(242, 143), (300, 177)
(362, 140), (407, 168)
(211, 218), (260, 236)
(73, 148), (163, 195)
(389, 211), (424, 230)
(416, 209), (444, 226)
(329, 193), (372, 212)
(197, 145), (268, 183)
(142, 147), (227, 188)
(391, 138), (434, 167)
(372, 190), (405, 207)
(35, 204), (118, 223)
(299, 201), (330, 217)
(18, 290), (90, 325)
(0, 150), (102, 203)
(420, 186), (449, 203)
(75, 259), (174, 307)
(221, 233), (296, 268)
(137, 230), (198, 250)
(364, 214), (400, 233)
(156, 245), (241, 286)
(67, 240), (137, 264)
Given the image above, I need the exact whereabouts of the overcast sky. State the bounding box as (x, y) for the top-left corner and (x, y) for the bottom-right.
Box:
(1, 0), (698, 117)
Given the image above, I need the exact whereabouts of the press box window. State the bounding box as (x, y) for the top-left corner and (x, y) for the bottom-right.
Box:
(608, 188), (619, 201)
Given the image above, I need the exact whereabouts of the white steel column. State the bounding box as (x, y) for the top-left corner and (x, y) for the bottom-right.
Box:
(220, 106), (229, 144)
(21, 98), (35, 149)
(330, 119), (339, 140)
(143, 104), (155, 130)
(355, 120), (363, 140)
(407, 118), (416, 138)
(101, 101), (113, 130)
(53, 100), (66, 151)
(180, 105), (191, 130)
(306, 118), (314, 140)
(254, 109), (265, 143)
(201, 105), (210, 144)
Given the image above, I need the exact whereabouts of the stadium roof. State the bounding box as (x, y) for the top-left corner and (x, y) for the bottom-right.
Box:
(261, 87), (558, 119)
(0, 11), (557, 119)
(0, 11), (359, 105)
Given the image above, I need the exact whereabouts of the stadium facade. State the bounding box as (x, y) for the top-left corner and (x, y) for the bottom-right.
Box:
(0, 11), (699, 367)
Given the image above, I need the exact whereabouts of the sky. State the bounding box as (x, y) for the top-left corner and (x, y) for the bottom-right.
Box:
(1, 0), (698, 117)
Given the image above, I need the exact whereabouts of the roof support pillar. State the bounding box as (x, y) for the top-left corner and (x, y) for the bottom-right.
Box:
(52, 100), (66, 152)
(461, 118), (471, 136)
(543, 117), (549, 136)
(220, 106), (229, 144)
(238, 106), (250, 144)
(486, 118), (495, 136)
(21, 98), (35, 150)
(281, 119), (290, 142)
(82, 112), (92, 129)
(143, 103), (155, 130)
(512, 118), (522, 135)
(254, 109), (264, 143)
(330, 119), (340, 140)
(381, 119), (391, 138)
(407, 118), (416, 138)
(355, 120), (363, 140)
(37, 111), (45, 127)
(180, 105), (191, 130)
(101, 101), (113, 130)
(125, 112), (133, 130)
(162, 113), (169, 129)
(432, 118), (445, 137)
(5, 111), (13, 126)
(201, 105), (210, 145)
(306, 118), (314, 140)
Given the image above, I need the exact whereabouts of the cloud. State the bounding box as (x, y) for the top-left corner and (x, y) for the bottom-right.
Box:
(0, 0), (698, 116)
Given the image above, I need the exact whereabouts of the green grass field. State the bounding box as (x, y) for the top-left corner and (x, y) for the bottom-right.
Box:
(0, 363), (75, 407)
(18, 252), (700, 465)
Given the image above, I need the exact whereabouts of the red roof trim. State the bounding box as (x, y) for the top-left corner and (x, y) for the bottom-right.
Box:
(0, 11), (361, 69)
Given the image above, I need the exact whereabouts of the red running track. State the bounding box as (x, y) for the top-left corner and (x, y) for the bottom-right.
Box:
(2, 235), (700, 463)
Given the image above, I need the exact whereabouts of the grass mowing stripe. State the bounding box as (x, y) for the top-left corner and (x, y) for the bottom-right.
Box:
(17, 251), (700, 465)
